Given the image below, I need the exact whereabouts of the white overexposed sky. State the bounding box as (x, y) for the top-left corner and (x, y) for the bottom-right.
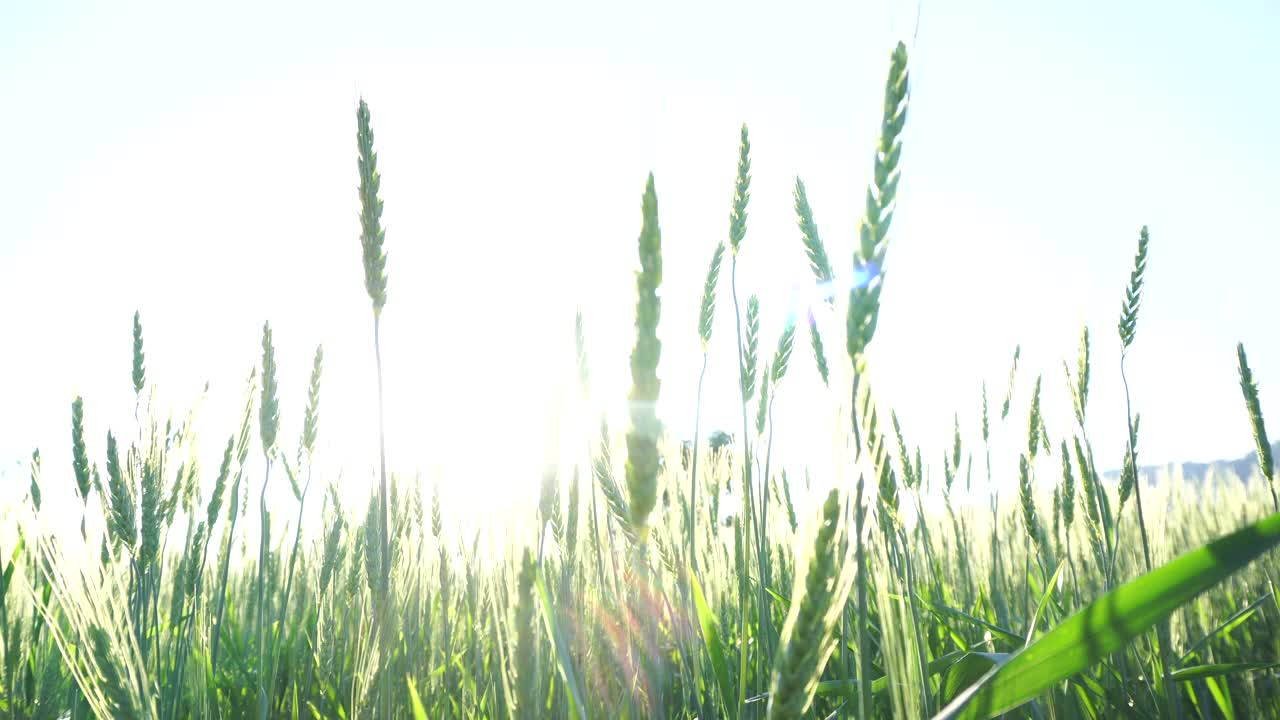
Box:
(2, 0), (1279, 519)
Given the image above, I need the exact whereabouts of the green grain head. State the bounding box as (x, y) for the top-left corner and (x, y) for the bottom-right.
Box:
(1059, 440), (1076, 532)
(104, 431), (136, 550)
(70, 396), (92, 503)
(891, 411), (918, 490)
(259, 322), (280, 459)
(515, 548), (538, 720)
(767, 488), (854, 719)
(357, 98), (389, 314)
(1118, 413), (1140, 511)
(139, 458), (160, 570)
(574, 309), (591, 395)
(698, 241), (725, 349)
(808, 312), (830, 386)
(794, 176), (833, 287)
(728, 124), (751, 255)
(206, 436), (235, 530)
(1001, 345), (1021, 421)
(1018, 454), (1045, 560)
(1070, 325), (1091, 426)
(130, 311), (146, 396)
(1027, 375), (1043, 460)
(755, 362), (771, 435)
(29, 449), (41, 512)
(1236, 342), (1276, 509)
(743, 294), (760, 400)
(847, 42), (909, 370)
(1118, 226), (1150, 353)
(981, 382), (990, 444)
(301, 344), (324, 459)
(771, 320), (797, 386)
(625, 174), (663, 542)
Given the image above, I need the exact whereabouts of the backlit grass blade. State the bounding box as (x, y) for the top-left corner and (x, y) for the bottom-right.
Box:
(934, 507), (1280, 719)
(816, 650), (970, 699)
(1171, 662), (1280, 682)
(691, 567), (736, 719)
(941, 653), (1009, 708)
(534, 569), (588, 720)
(917, 596), (1021, 645)
(407, 676), (428, 720)
(1178, 592), (1271, 666)
(1024, 559), (1067, 646)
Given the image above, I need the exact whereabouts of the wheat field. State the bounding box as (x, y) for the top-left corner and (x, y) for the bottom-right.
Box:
(4, 41), (1280, 720)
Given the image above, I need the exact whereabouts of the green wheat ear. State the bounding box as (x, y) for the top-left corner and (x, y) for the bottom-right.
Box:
(728, 124), (751, 255)
(891, 411), (918, 490)
(771, 321), (797, 385)
(574, 309), (591, 394)
(755, 361), (771, 435)
(808, 314), (830, 386)
(1118, 413), (1141, 508)
(1074, 325), (1091, 425)
(950, 413), (963, 473)
(1118, 226), (1150, 352)
(514, 547), (538, 720)
(29, 449), (41, 512)
(1060, 440), (1076, 531)
(981, 382), (990, 444)
(104, 431), (135, 549)
(301, 345), (324, 458)
(70, 396), (92, 503)
(625, 173), (663, 542)
(847, 41), (909, 370)
(1027, 375), (1043, 460)
(1018, 454), (1045, 559)
(743, 295), (760, 399)
(794, 177), (833, 286)
(131, 311), (146, 396)
(1237, 342), (1278, 510)
(259, 322), (280, 458)
(1001, 344), (1021, 421)
(767, 488), (853, 719)
(698, 241), (725, 348)
(357, 98), (388, 314)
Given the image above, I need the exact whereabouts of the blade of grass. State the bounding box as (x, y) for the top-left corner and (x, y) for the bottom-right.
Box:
(933, 506), (1280, 719)
(1170, 662), (1280, 682)
(533, 568), (587, 720)
(691, 567), (736, 720)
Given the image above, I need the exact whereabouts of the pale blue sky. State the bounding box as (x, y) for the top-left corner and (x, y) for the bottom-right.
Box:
(2, 0), (1278, 514)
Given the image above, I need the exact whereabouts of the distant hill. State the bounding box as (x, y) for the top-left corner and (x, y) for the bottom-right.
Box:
(1102, 441), (1280, 485)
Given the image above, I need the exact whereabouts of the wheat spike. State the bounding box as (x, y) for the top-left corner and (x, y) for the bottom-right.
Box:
(767, 488), (853, 718)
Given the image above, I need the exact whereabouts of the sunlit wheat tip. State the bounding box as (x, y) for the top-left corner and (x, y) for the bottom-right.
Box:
(698, 241), (725, 348)
(357, 98), (389, 313)
(70, 396), (92, 502)
(131, 310), (146, 396)
(259, 322), (280, 457)
(1118, 226), (1150, 352)
(624, 173), (663, 541)
(28, 449), (42, 512)
(1027, 375), (1043, 460)
(767, 488), (853, 719)
(728, 124), (751, 254)
(301, 344), (324, 458)
(1237, 342), (1277, 510)
(743, 294), (760, 399)
(104, 431), (135, 550)
(794, 176), (833, 287)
